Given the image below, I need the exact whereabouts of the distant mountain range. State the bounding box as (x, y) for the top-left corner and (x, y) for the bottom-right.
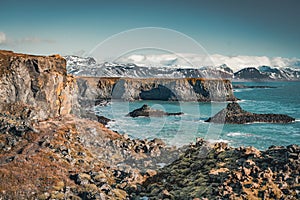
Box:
(64, 54), (300, 81)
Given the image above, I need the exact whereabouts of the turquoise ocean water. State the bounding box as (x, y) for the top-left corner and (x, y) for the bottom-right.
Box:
(95, 82), (300, 150)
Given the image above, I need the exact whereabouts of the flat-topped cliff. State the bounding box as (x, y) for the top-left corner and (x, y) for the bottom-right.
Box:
(76, 76), (237, 104)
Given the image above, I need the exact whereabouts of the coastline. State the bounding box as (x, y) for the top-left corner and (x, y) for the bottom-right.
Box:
(0, 50), (299, 199)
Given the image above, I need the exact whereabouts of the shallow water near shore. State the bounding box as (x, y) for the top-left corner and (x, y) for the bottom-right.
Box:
(95, 81), (300, 150)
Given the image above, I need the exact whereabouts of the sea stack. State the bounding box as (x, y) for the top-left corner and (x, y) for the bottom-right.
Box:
(127, 104), (183, 117)
(205, 102), (295, 124)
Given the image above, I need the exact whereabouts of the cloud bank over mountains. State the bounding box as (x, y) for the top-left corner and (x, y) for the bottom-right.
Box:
(116, 53), (300, 72)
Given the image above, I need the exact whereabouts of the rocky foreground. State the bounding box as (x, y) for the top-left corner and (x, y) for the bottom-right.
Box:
(0, 50), (299, 199)
(133, 139), (300, 199)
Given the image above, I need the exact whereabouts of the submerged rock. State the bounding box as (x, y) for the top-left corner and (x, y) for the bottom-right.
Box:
(205, 102), (295, 124)
(126, 104), (183, 118)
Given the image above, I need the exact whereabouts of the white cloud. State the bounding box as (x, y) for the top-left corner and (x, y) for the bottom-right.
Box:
(19, 37), (55, 44)
(0, 32), (6, 44)
(0, 33), (55, 46)
(118, 53), (300, 72)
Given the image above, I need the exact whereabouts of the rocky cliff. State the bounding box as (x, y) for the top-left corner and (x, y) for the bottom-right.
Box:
(0, 50), (299, 199)
(0, 50), (77, 121)
(76, 77), (237, 104)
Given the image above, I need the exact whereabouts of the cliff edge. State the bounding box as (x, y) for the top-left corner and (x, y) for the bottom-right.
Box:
(0, 50), (76, 121)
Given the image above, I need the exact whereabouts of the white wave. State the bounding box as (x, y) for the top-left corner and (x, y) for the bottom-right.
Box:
(237, 99), (248, 102)
(295, 119), (300, 122)
(244, 121), (268, 124)
(207, 139), (231, 144)
(227, 132), (252, 137)
(227, 132), (243, 136)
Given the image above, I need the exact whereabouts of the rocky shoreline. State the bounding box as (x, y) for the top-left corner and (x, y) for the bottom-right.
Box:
(0, 50), (299, 199)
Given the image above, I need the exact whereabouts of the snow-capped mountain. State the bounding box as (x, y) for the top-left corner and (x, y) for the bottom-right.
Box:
(64, 54), (300, 81)
(117, 53), (300, 72)
(64, 55), (232, 78)
(234, 66), (300, 81)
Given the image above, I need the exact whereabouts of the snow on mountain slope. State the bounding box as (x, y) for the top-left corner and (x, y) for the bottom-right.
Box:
(64, 54), (300, 80)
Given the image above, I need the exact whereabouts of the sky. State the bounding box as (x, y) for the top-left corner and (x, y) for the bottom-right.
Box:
(0, 0), (299, 58)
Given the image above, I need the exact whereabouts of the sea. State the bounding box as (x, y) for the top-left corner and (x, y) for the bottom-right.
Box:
(95, 82), (300, 150)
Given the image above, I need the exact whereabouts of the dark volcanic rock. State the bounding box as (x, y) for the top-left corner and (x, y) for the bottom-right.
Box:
(96, 115), (112, 126)
(205, 102), (295, 124)
(126, 104), (183, 118)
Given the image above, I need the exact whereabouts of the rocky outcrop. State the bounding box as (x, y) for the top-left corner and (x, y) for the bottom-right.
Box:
(96, 115), (112, 125)
(132, 139), (300, 199)
(126, 104), (183, 117)
(206, 102), (295, 124)
(76, 77), (237, 104)
(0, 50), (77, 121)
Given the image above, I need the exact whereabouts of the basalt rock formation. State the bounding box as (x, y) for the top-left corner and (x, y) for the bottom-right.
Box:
(205, 102), (295, 124)
(127, 104), (184, 117)
(1, 50), (299, 199)
(76, 76), (237, 104)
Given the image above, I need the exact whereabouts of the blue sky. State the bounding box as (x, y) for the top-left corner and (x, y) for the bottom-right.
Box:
(0, 0), (299, 58)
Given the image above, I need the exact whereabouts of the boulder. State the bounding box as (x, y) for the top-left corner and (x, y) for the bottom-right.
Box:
(205, 102), (295, 124)
(97, 116), (112, 126)
(126, 104), (183, 118)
